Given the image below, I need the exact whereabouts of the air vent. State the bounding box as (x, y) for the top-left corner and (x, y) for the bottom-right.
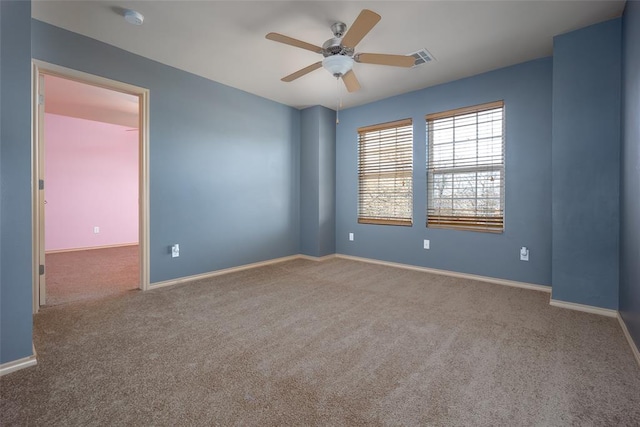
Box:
(408, 48), (435, 67)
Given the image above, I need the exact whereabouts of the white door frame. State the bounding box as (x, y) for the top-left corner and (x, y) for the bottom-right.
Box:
(32, 60), (150, 313)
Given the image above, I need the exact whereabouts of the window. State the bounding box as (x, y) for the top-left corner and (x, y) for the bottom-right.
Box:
(426, 101), (504, 232)
(358, 119), (413, 226)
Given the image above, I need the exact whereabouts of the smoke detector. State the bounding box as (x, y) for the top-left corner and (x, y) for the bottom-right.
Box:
(124, 9), (144, 26)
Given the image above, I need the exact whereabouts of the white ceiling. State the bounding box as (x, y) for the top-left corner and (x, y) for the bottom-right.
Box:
(33, 1), (625, 110)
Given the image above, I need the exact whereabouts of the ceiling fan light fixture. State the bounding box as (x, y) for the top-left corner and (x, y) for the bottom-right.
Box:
(322, 55), (354, 77)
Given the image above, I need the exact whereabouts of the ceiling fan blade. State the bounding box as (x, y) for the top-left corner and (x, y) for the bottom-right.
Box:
(281, 62), (323, 82)
(356, 53), (415, 67)
(342, 70), (361, 93)
(341, 9), (381, 49)
(266, 32), (323, 54)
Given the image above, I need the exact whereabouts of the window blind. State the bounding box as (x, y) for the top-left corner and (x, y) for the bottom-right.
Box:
(358, 119), (413, 226)
(426, 101), (504, 232)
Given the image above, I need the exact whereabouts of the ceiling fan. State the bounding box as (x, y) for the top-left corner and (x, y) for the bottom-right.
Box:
(265, 9), (415, 93)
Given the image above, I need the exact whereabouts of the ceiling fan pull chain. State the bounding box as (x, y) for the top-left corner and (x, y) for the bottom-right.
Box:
(336, 76), (340, 124)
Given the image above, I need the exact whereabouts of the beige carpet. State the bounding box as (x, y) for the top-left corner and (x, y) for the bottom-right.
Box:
(1, 258), (639, 425)
(44, 245), (139, 306)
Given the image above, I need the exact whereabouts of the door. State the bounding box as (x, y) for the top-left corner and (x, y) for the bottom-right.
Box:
(33, 60), (150, 312)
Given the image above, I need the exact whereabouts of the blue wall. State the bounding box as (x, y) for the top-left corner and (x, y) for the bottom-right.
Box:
(0, 0), (34, 364)
(620, 1), (640, 348)
(300, 106), (336, 257)
(31, 20), (301, 284)
(336, 58), (553, 285)
(551, 19), (622, 309)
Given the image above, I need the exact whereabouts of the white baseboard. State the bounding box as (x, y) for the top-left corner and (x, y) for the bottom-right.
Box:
(334, 254), (551, 293)
(149, 255), (301, 290)
(149, 252), (549, 295)
(297, 254), (336, 262)
(0, 344), (37, 377)
(617, 313), (640, 368)
(549, 299), (618, 318)
(46, 242), (138, 254)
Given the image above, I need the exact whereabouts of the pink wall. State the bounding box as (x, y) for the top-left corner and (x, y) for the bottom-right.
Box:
(45, 113), (139, 251)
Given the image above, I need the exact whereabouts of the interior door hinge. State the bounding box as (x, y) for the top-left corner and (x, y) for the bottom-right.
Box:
(38, 94), (44, 105)
(39, 264), (45, 275)
(39, 179), (44, 190)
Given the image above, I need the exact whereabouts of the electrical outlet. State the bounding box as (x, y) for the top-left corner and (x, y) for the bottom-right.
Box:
(423, 239), (430, 250)
(171, 244), (180, 258)
(349, 233), (354, 241)
(93, 226), (100, 234)
(520, 246), (529, 261)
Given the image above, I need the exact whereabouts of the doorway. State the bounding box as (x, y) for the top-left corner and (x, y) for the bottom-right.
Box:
(32, 61), (150, 312)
